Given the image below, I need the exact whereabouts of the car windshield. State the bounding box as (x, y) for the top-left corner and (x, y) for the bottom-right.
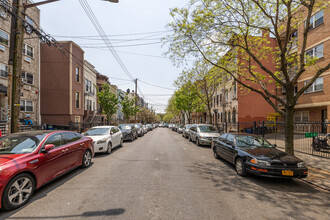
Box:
(235, 135), (273, 148)
(119, 125), (131, 130)
(179, 125), (184, 128)
(0, 134), (46, 154)
(84, 128), (109, 136)
(199, 126), (216, 133)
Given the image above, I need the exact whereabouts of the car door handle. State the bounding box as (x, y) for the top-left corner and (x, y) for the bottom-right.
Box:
(80, 143), (85, 146)
(62, 149), (68, 153)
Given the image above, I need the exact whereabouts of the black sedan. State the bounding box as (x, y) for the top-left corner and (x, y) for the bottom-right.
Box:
(118, 124), (138, 141)
(212, 133), (308, 178)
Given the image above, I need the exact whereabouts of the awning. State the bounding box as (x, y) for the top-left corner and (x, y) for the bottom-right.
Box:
(0, 84), (7, 95)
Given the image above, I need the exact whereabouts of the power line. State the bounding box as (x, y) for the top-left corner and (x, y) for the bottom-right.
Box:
(81, 41), (163, 48)
(79, 0), (135, 81)
(52, 30), (171, 38)
(138, 79), (176, 91)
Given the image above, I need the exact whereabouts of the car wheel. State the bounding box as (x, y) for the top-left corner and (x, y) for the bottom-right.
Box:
(213, 150), (220, 159)
(196, 139), (200, 146)
(81, 150), (92, 168)
(235, 158), (247, 177)
(189, 136), (192, 142)
(106, 142), (112, 154)
(131, 134), (134, 142)
(2, 173), (35, 210)
(120, 138), (124, 147)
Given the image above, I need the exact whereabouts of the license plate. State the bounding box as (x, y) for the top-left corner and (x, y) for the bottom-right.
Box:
(282, 170), (294, 176)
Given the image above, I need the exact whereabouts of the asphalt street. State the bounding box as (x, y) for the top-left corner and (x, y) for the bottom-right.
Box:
(0, 128), (329, 220)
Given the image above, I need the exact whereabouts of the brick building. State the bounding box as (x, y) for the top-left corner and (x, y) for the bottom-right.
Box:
(277, 3), (330, 123)
(40, 41), (85, 126)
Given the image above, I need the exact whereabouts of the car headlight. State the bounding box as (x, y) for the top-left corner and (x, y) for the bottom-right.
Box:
(250, 158), (270, 166)
(97, 138), (107, 144)
(199, 135), (206, 139)
(297, 162), (305, 168)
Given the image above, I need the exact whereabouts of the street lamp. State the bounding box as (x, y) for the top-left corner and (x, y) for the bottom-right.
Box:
(8, 0), (119, 133)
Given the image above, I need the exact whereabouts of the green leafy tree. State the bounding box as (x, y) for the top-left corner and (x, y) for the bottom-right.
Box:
(121, 96), (140, 122)
(165, 0), (330, 155)
(97, 84), (119, 122)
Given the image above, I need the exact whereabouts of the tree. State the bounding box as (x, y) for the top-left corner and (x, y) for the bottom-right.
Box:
(165, 0), (330, 155)
(174, 60), (221, 124)
(137, 107), (155, 124)
(173, 79), (201, 124)
(121, 96), (139, 122)
(97, 84), (119, 122)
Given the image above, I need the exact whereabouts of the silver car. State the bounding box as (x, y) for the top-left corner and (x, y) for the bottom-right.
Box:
(188, 124), (220, 146)
(182, 124), (192, 138)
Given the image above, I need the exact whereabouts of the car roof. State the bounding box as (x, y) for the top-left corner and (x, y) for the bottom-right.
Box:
(90, 126), (114, 128)
(6, 130), (54, 137)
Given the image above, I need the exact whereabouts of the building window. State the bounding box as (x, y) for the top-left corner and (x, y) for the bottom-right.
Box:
(23, 44), (34, 58)
(0, 29), (9, 46)
(220, 112), (223, 122)
(220, 94), (222, 104)
(232, 109), (236, 123)
(75, 92), (80, 108)
(306, 10), (323, 30)
(0, 63), (8, 78)
(0, 1), (9, 19)
(294, 111), (309, 122)
(20, 100), (33, 112)
(76, 67), (80, 82)
(305, 77), (323, 93)
(216, 95), (219, 106)
(200, 117), (203, 123)
(85, 78), (92, 92)
(228, 111), (231, 123)
(305, 44), (323, 62)
(21, 72), (34, 85)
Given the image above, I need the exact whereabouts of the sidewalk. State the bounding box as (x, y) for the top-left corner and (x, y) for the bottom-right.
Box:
(278, 146), (330, 191)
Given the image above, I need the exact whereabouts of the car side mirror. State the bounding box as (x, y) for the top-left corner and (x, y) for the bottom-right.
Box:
(43, 144), (55, 153)
(273, 144), (277, 148)
(110, 131), (114, 135)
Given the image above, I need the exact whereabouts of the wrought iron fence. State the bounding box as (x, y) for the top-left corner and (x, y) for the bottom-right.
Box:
(217, 121), (330, 158)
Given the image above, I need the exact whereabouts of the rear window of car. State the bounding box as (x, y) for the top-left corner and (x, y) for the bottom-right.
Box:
(62, 132), (81, 144)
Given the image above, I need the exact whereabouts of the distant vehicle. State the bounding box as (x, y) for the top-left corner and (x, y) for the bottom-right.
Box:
(164, 123), (169, 128)
(134, 123), (144, 137)
(118, 124), (138, 141)
(146, 124), (153, 131)
(182, 124), (192, 138)
(84, 126), (123, 154)
(168, 124), (174, 129)
(0, 130), (94, 210)
(212, 133), (308, 178)
(142, 125), (148, 134)
(177, 125), (184, 134)
(188, 124), (220, 146)
(159, 123), (163, 127)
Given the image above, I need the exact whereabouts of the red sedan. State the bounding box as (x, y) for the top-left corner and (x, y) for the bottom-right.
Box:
(0, 130), (94, 210)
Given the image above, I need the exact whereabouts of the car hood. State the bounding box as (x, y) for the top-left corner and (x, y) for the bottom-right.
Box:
(242, 147), (302, 163)
(199, 132), (220, 138)
(121, 129), (132, 133)
(0, 154), (27, 167)
(85, 135), (108, 142)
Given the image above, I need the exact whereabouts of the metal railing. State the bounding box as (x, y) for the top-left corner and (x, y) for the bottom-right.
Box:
(216, 121), (330, 158)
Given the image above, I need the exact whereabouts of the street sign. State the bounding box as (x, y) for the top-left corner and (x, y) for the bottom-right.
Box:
(305, 132), (318, 138)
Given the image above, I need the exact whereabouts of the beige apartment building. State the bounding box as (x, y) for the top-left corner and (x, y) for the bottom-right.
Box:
(0, 0), (40, 124)
(83, 60), (97, 122)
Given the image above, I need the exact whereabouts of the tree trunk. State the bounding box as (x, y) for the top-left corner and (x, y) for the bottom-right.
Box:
(208, 104), (212, 125)
(285, 106), (295, 155)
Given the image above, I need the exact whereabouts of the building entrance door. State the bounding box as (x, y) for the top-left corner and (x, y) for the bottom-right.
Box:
(321, 109), (327, 133)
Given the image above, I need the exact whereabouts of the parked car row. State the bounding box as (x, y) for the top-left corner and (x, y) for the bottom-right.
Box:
(0, 123), (158, 210)
(172, 123), (309, 179)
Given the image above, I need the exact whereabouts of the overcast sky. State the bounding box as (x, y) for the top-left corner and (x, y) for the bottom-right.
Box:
(38, 0), (189, 113)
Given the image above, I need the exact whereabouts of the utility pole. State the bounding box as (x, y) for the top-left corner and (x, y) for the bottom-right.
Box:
(8, 0), (25, 133)
(135, 78), (137, 121)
